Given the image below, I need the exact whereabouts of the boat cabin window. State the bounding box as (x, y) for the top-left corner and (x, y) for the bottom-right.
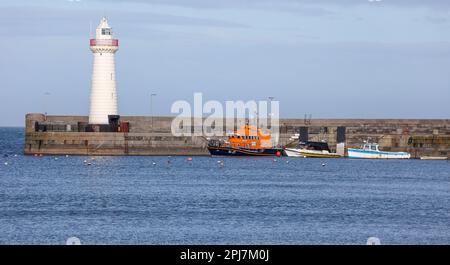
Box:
(363, 144), (378, 151)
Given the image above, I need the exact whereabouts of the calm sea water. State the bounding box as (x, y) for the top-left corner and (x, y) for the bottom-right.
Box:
(0, 127), (449, 245)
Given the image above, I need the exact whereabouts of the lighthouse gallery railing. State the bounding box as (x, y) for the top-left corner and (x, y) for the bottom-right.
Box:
(90, 39), (119, 46)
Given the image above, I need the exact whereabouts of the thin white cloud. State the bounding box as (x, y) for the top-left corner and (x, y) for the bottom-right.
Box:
(0, 6), (249, 37)
(94, 0), (450, 10)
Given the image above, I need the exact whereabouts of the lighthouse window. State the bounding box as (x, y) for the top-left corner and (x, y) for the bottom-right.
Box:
(102, 28), (111, 35)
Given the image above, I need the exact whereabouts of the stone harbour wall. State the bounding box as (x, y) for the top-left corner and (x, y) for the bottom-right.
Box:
(24, 113), (450, 157)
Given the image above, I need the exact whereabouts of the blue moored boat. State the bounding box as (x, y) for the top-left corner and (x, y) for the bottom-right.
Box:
(348, 142), (410, 159)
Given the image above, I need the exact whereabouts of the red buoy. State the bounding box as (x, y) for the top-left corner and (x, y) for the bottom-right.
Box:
(34, 154), (38, 157)
(276, 151), (281, 157)
(187, 157), (193, 161)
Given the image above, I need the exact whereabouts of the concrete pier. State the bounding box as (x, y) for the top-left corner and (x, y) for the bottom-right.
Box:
(24, 113), (449, 157)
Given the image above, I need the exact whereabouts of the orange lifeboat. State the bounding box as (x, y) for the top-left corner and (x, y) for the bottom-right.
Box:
(207, 124), (282, 156)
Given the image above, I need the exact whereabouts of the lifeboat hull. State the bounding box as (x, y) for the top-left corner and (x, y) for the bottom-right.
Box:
(207, 146), (282, 156)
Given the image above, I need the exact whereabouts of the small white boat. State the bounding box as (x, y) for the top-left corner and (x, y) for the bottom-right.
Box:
(348, 143), (410, 159)
(285, 148), (342, 158)
(284, 148), (307, 157)
(284, 141), (341, 158)
(419, 156), (448, 160)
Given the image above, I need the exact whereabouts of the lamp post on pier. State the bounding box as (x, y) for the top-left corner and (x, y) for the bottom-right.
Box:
(268, 96), (274, 129)
(150, 93), (157, 132)
(44, 92), (51, 120)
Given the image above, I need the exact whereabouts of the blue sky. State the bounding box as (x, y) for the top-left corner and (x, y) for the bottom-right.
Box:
(1, 0), (449, 126)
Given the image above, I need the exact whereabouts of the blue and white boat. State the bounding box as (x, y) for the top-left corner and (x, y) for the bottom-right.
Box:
(348, 143), (411, 159)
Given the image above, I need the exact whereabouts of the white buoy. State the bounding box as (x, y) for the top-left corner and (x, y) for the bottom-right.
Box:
(66, 236), (81, 245)
(321, 163), (326, 167)
(66, 155), (69, 157)
(152, 162), (156, 165)
(14, 154), (18, 157)
(367, 237), (381, 245)
(4, 162), (8, 166)
(83, 160), (88, 163)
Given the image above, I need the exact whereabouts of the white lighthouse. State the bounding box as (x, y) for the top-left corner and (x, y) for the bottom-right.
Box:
(89, 17), (119, 124)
